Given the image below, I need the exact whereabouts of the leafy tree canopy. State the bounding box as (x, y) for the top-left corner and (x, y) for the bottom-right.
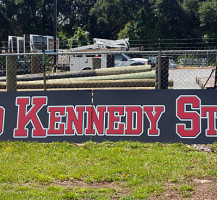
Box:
(0, 0), (217, 47)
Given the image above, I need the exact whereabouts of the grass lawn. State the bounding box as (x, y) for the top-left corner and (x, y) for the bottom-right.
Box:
(0, 141), (216, 199)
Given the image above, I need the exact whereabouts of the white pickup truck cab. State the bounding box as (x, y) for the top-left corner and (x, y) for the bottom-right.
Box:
(115, 54), (149, 66)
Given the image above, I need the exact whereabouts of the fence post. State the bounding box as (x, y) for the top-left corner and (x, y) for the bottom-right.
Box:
(156, 56), (169, 89)
(107, 54), (114, 68)
(214, 57), (217, 89)
(6, 55), (17, 91)
(156, 38), (161, 89)
(42, 51), (47, 91)
(92, 57), (101, 69)
(31, 55), (42, 74)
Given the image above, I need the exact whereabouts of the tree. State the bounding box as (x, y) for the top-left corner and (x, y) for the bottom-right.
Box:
(133, 2), (155, 40)
(58, 31), (68, 49)
(0, 4), (11, 41)
(118, 22), (139, 40)
(0, 0), (56, 37)
(90, 0), (145, 39)
(58, 0), (96, 38)
(1, 0), (217, 49)
(67, 27), (89, 48)
(199, 0), (217, 38)
(150, 0), (187, 39)
(181, 0), (201, 38)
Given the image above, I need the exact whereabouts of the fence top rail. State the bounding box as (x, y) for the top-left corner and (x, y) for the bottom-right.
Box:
(0, 49), (217, 56)
(0, 52), (43, 56)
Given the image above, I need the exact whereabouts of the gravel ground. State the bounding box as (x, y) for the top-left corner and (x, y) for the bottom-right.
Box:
(169, 68), (214, 89)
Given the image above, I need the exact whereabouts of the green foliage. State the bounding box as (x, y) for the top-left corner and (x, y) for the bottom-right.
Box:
(58, 31), (69, 49)
(1, 0), (217, 48)
(177, 54), (196, 61)
(199, 0), (217, 38)
(67, 27), (89, 48)
(179, 184), (195, 197)
(118, 22), (139, 40)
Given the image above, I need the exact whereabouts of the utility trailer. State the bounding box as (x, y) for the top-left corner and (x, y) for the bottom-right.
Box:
(7, 34), (59, 74)
(8, 34), (59, 53)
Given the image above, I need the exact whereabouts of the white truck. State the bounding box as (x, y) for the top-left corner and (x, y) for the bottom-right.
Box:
(58, 38), (151, 71)
(69, 54), (107, 71)
(114, 54), (149, 67)
(58, 38), (130, 71)
(67, 53), (149, 71)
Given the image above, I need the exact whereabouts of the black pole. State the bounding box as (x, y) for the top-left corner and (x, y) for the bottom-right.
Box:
(215, 65), (217, 89)
(53, 0), (57, 72)
(157, 38), (161, 89)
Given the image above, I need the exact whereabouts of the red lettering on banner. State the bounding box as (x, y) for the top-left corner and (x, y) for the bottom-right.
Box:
(65, 106), (85, 135)
(107, 106), (124, 135)
(201, 106), (217, 137)
(0, 107), (5, 135)
(47, 106), (65, 135)
(125, 106), (143, 135)
(14, 97), (47, 138)
(176, 95), (201, 138)
(86, 106), (106, 135)
(6, 94), (217, 140)
(143, 106), (165, 136)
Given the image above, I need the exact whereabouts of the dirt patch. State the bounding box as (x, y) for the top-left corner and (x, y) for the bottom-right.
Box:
(191, 177), (217, 200)
(54, 177), (217, 199)
(150, 177), (217, 200)
(187, 144), (216, 153)
(53, 179), (120, 189)
(53, 179), (129, 197)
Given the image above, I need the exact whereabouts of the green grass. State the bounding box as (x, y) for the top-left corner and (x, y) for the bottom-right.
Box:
(178, 184), (194, 198)
(0, 141), (216, 199)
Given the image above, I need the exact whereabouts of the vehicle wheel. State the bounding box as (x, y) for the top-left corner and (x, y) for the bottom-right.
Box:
(82, 67), (91, 70)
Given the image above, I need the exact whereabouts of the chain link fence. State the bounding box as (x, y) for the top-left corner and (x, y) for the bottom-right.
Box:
(0, 49), (216, 91)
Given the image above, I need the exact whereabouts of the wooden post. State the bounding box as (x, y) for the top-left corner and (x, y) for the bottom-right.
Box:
(92, 57), (101, 69)
(155, 56), (169, 89)
(42, 51), (47, 91)
(31, 55), (42, 74)
(6, 55), (17, 91)
(107, 54), (114, 68)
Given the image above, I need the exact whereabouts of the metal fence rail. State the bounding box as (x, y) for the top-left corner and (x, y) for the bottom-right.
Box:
(0, 49), (216, 91)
